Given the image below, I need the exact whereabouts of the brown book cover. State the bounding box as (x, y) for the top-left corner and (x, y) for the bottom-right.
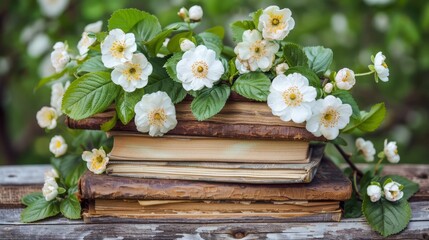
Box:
(67, 100), (326, 141)
(79, 157), (352, 201)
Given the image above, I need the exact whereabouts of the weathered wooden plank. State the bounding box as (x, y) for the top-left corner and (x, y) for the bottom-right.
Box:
(0, 220), (428, 239)
(0, 165), (48, 185)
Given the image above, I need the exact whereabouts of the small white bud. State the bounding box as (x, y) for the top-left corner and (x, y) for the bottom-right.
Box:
(367, 184), (382, 202)
(275, 63), (289, 75)
(177, 7), (187, 20)
(189, 5), (203, 21)
(180, 39), (196, 52)
(324, 83), (333, 94)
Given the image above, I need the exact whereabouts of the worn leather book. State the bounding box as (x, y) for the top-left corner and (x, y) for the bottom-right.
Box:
(108, 132), (310, 163)
(79, 156), (352, 201)
(82, 199), (342, 223)
(66, 100), (325, 141)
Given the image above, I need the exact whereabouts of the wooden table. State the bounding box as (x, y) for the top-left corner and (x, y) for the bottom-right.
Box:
(0, 164), (428, 239)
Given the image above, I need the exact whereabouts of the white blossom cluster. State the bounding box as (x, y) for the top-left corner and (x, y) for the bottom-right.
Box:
(367, 179), (404, 203)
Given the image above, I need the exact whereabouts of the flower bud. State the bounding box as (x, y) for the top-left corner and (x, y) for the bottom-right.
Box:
(177, 7), (187, 21)
(42, 177), (58, 201)
(323, 83), (333, 94)
(384, 181), (404, 202)
(180, 39), (196, 52)
(275, 63), (289, 75)
(335, 68), (355, 90)
(189, 5), (203, 21)
(367, 184), (382, 202)
(384, 139), (400, 163)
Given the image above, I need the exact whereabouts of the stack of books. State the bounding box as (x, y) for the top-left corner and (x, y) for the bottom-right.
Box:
(69, 99), (352, 223)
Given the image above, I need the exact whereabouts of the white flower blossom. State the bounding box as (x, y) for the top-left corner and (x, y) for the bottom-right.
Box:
(42, 177), (58, 201)
(234, 30), (279, 72)
(384, 181), (404, 202)
(373, 51), (389, 82)
(180, 39), (196, 52)
(268, 73), (317, 123)
(356, 138), (376, 162)
(384, 139), (400, 163)
(27, 33), (50, 58)
(367, 184), (382, 202)
(258, 5), (295, 41)
(84, 20), (103, 33)
(306, 95), (353, 140)
(50, 42), (70, 72)
(82, 147), (109, 174)
(38, 0), (69, 18)
(77, 21), (103, 57)
(176, 45), (224, 91)
(36, 106), (58, 130)
(44, 168), (59, 180)
(324, 83), (333, 94)
(335, 68), (356, 90)
(189, 5), (203, 21)
(101, 29), (137, 68)
(134, 91), (177, 137)
(50, 81), (70, 114)
(275, 63), (289, 75)
(49, 135), (68, 157)
(234, 58), (251, 74)
(111, 53), (153, 92)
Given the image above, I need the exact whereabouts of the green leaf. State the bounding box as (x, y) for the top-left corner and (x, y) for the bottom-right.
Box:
(344, 192), (362, 218)
(50, 155), (80, 181)
(167, 31), (193, 53)
(230, 20), (255, 43)
(331, 90), (360, 118)
(232, 72), (270, 101)
(330, 136), (348, 146)
(65, 161), (87, 188)
(205, 26), (225, 39)
(283, 42), (308, 67)
(116, 89), (145, 125)
(57, 187), (66, 194)
(284, 66), (322, 89)
(21, 192), (44, 206)
(130, 14), (162, 43)
(164, 52), (184, 83)
(381, 175), (419, 201)
(304, 46), (333, 76)
(60, 195), (81, 220)
(68, 185), (78, 195)
(362, 196), (411, 237)
(76, 56), (109, 76)
(191, 84), (231, 121)
(251, 9), (263, 28)
(145, 29), (174, 58)
(35, 68), (68, 91)
(108, 8), (157, 33)
(144, 59), (187, 104)
(164, 22), (200, 32)
(342, 103), (386, 133)
(62, 72), (120, 120)
(100, 113), (117, 132)
(21, 198), (60, 223)
(195, 32), (223, 57)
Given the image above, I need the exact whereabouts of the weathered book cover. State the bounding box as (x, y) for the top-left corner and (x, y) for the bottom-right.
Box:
(79, 156), (352, 201)
(67, 100), (326, 141)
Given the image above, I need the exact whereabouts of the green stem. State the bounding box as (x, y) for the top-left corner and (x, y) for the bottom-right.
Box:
(334, 144), (363, 178)
(374, 157), (384, 176)
(222, 46), (236, 59)
(353, 170), (361, 198)
(355, 70), (374, 77)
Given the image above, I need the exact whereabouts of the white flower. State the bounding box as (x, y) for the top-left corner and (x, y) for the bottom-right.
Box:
(82, 147), (109, 174)
(38, 0), (69, 18)
(101, 29), (137, 68)
(27, 33), (50, 58)
(111, 53), (153, 92)
(176, 45), (224, 91)
(384, 139), (400, 163)
(235, 58), (251, 74)
(180, 39), (196, 52)
(324, 83), (333, 94)
(384, 181), (404, 202)
(335, 68), (356, 90)
(268, 73), (317, 123)
(42, 177), (58, 201)
(373, 51), (389, 82)
(44, 168), (59, 180)
(50, 81), (70, 114)
(355, 138), (376, 162)
(49, 135), (68, 157)
(177, 7), (187, 20)
(36, 106), (58, 130)
(189, 5), (203, 21)
(306, 95), (353, 140)
(50, 42), (70, 72)
(258, 5), (295, 41)
(367, 184), (382, 202)
(275, 63), (289, 75)
(134, 91), (177, 137)
(84, 20), (103, 33)
(234, 30), (279, 72)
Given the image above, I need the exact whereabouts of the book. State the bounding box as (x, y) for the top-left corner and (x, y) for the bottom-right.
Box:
(79, 156), (352, 201)
(108, 133), (310, 163)
(67, 100), (326, 141)
(82, 199), (342, 223)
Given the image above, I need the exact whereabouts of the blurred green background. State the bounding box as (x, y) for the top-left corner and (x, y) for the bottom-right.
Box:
(0, 0), (428, 165)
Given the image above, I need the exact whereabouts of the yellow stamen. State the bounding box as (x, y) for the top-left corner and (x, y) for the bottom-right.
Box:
(320, 108), (340, 128)
(282, 87), (303, 107)
(191, 61), (209, 78)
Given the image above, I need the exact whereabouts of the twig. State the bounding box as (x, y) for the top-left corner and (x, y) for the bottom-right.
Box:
(334, 143), (363, 178)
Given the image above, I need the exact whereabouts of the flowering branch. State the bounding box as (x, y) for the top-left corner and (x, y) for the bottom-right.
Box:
(334, 143), (363, 177)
